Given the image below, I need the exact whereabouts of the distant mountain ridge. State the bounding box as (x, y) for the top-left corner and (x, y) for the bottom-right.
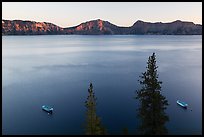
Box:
(2, 19), (202, 35)
(2, 20), (63, 35)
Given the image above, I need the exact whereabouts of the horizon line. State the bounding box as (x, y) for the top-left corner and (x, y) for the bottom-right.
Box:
(2, 18), (202, 28)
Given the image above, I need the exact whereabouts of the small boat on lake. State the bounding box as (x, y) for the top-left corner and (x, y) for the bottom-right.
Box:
(177, 100), (188, 108)
(42, 105), (53, 113)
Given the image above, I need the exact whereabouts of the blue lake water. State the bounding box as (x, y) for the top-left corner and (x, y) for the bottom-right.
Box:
(2, 35), (202, 135)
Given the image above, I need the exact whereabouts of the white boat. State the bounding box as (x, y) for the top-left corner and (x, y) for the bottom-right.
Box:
(177, 100), (188, 108)
(42, 105), (53, 113)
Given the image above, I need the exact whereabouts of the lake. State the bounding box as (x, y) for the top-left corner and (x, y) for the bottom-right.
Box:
(2, 35), (202, 135)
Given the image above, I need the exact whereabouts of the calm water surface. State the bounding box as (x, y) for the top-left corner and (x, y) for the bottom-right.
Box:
(2, 35), (202, 135)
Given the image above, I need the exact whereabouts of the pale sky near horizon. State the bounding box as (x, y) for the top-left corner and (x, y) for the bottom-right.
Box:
(2, 2), (202, 28)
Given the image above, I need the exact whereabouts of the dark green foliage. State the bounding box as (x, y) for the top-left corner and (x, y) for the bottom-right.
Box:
(84, 83), (106, 135)
(136, 53), (169, 135)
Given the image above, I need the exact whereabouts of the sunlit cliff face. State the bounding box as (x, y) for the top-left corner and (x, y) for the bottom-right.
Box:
(2, 20), (63, 34)
(76, 19), (104, 31)
(98, 19), (104, 31)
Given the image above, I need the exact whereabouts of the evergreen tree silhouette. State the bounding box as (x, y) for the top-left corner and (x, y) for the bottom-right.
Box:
(136, 53), (169, 135)
(84, 83), (106, 135)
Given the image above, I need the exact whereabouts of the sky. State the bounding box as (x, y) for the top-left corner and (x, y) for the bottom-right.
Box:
(2, 2), (202, 28)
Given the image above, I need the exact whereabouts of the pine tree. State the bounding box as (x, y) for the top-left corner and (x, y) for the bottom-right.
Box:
(84, 83), (106, 135)
(136, 53), (169, 135)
